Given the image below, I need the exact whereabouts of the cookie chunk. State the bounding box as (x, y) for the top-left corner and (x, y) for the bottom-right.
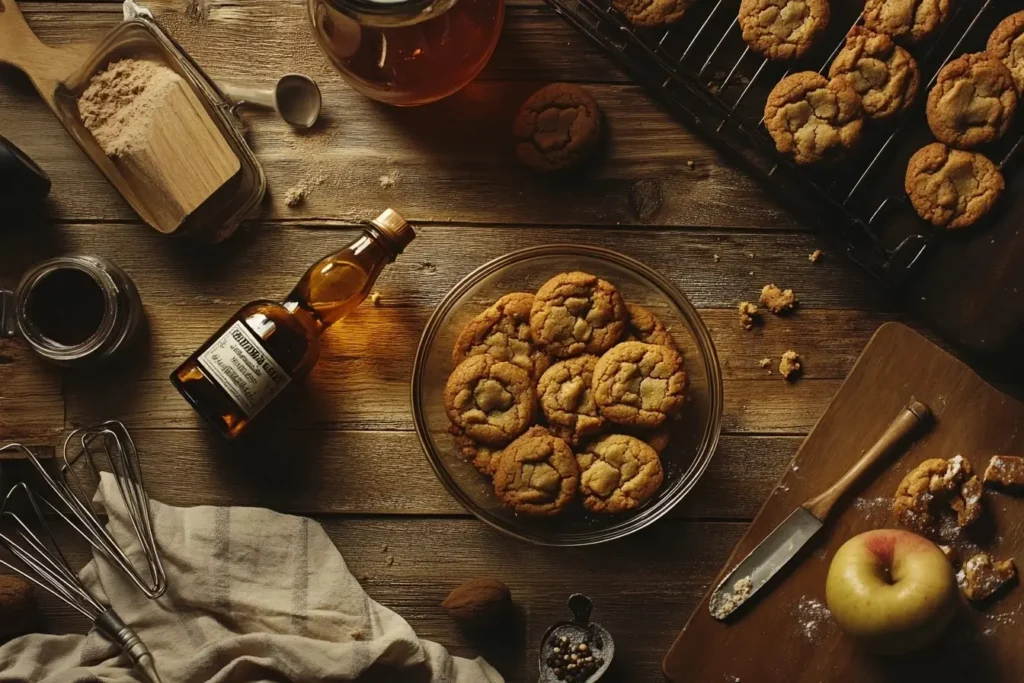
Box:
(738, 301), (759, 331)
(612, 0), (692, 27)
(764, 72), (864, 165)
(779, 350), (802, 381)
(738, 0), (830, 61)
(592, 342), (687, 428)
(452, 292), (550, 378)
(959, 553), (1017, 602)
(537, 355), (606, 446)
(492, 427), (579, 516)
(893, 455), (982, 535)
(444, 354), (536, 446)
(576, 434), (664, 513)
(759, 284), (797, 314)
(828, 27), (920, 119)
(625, 303), (673, 347)
(983, 455), (1024, 493)
(455, 434), (503, 475)
(863, 0), (952, 44)
(926, 53), (1017, 149)
(513, 84), (603, 173)
(988, 11), (1024, 93)
(530, 272), (627, 358)
(905, 143), (1004, 230)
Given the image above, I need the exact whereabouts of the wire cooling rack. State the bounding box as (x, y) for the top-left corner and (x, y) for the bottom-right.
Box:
(544, 0), (1021, 284)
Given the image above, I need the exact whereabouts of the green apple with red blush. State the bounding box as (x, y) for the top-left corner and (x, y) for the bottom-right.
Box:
(825, 529), (959, 655)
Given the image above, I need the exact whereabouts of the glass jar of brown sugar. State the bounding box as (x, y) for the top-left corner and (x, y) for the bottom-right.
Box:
(1, 255), (144, 366)
(308, 0), (504, 106)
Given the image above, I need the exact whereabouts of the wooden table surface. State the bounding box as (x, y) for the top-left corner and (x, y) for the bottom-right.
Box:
(2, 1), (1019, 681)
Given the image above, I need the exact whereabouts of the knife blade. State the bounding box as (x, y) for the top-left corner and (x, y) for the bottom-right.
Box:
(708, 400), (931, 621)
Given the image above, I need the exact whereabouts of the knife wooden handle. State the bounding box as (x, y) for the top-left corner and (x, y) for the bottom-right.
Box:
(802, 400), (931, 521)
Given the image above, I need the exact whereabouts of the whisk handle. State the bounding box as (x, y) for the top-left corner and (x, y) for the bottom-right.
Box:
(95, 609), (164, 683)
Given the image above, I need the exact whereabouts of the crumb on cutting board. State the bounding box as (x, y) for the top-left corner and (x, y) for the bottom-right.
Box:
(760, 284), (797, 314)
(738, 301), (759, 331)
(780, 350), (802, 381)
(808, 249), (823, 263)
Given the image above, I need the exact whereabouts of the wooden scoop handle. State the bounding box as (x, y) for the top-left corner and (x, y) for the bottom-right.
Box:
(0, 0), (92, 104)
(802, 400), (931, 522)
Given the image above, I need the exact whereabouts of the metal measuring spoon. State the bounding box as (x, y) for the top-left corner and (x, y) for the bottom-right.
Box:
(538, 594), (614, 683)
(220, 74), (322, 129)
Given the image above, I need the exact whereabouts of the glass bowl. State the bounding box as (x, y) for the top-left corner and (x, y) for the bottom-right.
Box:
(411, 245), (723, 545)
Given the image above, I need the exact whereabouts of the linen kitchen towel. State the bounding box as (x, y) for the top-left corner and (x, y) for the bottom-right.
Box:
(0, 473), (503, 683)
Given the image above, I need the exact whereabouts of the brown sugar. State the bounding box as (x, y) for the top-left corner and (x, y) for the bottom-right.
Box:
(760, 284), (797, 314)
(738, 301), (759, 330)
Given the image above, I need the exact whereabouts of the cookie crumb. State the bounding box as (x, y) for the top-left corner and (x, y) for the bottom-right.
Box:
(284, 184), (306, 208)
(369, 292), (382, 306)
(386, 556), (395, 567)
(380, 543), (388, 553)
(759, 357), (772, 374)
(939, 544), (957, 565)
(780, 350), (802, 381)
(738, 301), (760, 331)
(760, 284), (797, 314)
(808, 249), (823, 263)
(686, 159), (695, 168)
(747, 252), (755, 259)
(713, 254), (721, 262)
(959, 553), (1017, 601)
(379, 171), (400, 189)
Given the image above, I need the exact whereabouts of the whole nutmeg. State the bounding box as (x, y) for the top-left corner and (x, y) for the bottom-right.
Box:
(441, 577), (512, 627)
(0, 575), (36, 640)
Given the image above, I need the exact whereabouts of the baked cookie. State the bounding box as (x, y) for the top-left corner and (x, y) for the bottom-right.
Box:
(764, 72), (864, 165)
(828, 27), (920, 119)
(863, 0), (952, 44)
(988, 11), (1024, 93)
(537, 355), (606, 446)
(612, 0), (692, 27)
(513, 84), (603, 173)
(926, 52), (1017, 149)
(530, 272), (627, 358)
(452, 292), (550, 378)
(625, 424), (672, 454)
(738, 0), (830, 61)
(893, 455), (983, 535)
(576, 434), (664, 513)
(905, 143), (1004, 230)
(444, 354), (536, 446)
(592, 341), (687, 428)
(454, 434), (502, 475)
(492, 426), (579, 516)
(624, 303), (673, 347)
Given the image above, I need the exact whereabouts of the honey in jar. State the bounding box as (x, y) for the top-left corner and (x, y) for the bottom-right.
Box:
(308, 0), (504, 106)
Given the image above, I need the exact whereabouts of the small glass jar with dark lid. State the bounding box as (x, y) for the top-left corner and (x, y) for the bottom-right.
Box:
(1, 255), (144, 366)
(308, 0), (504, 106)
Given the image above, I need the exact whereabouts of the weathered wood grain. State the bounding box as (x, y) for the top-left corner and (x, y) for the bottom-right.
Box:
(8, 517), (748, 683)
(0, 341), (63, 441)
(2, 0), (796, 228)
(0, 429), (797, 518)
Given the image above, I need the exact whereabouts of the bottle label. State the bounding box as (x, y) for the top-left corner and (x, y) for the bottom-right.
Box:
(197, 321), (290, 418)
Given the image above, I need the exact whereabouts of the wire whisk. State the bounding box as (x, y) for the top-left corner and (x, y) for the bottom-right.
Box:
(0, 420), (166, 598)
(0, 482), (164, 683)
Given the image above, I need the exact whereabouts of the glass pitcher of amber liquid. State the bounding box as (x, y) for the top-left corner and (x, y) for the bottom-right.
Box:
(308, 0), (503, 106)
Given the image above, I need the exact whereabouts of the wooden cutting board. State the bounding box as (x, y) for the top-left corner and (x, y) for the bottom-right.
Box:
(663, 322), (1024, 682)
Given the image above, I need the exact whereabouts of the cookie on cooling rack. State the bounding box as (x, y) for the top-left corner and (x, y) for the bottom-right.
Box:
(863, 0), (953, 44)
(764, 71), (864, 165)
(738, 0), (830, 61)
(926, 52), (1017, 149)
(612, 0), (693, 27)
(988, 10), (1024, 93)
(905, 142), (1005, 230)
(829, 26), (920, 119)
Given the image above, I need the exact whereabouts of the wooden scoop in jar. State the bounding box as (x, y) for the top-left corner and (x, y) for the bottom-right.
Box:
(0, 0), (240, 235)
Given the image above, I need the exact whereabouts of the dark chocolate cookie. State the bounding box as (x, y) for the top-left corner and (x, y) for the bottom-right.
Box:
(513, 84), (603, 173)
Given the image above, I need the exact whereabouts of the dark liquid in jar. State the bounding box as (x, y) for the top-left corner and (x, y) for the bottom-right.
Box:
(312, 0), (503, 105)
(26, 268), (105, 346)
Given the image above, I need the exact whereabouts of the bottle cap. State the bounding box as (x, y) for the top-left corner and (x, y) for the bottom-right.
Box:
(371, 208), (415, 254)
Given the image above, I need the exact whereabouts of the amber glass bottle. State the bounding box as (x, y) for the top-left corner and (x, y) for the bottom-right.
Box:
(171, 209), (415, 439)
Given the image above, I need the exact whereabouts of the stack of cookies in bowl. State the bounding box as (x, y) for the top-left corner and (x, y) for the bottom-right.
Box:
(442, 271), (688, 518)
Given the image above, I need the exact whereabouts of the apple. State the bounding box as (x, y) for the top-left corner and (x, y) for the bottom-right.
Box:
(825, 529), (958, 655)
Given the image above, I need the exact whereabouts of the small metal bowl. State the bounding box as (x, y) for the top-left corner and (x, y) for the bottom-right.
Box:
(411, 245), (723, 546)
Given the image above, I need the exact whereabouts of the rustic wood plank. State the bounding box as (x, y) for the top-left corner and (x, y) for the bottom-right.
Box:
(0, 429), (795, 518)
(0, 341), (63, 441)
(8, 517), (748, 683)
(3, 2), (795, 228)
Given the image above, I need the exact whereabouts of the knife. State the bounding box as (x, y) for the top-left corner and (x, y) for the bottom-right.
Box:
(708, 399), (932, 621)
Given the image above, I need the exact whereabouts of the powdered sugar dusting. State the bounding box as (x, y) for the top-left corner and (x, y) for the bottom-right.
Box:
(795, 597), (832, 642)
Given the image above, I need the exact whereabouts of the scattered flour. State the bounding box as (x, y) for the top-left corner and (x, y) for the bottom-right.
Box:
(795, 597), (831, 642)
